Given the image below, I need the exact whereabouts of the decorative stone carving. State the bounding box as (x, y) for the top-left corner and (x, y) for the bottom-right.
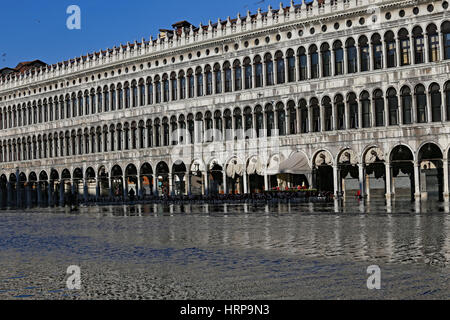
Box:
(339, 149), (358, 165)
(314, 151), (333, 167)
(365, 147), (385, 164)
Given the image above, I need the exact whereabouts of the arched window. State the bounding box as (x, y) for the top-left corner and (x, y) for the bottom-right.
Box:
(171, 73), (178, 100)
(321, 43), (331, 77)
(131, 82), (137, 107)
(244, 107), (253, 138)
(214, 64), (222, 94)
(361, 91), (371, 128)
(254, 106), (263, 138)
(187, 69), (194, 98)
(111, 85), (117, 110)
(78, 92), (84, 116)
(163, 74), (170, 102)
(427, 24), (440, 62)
(243, 58), (252, 89)
(196, 67), (204, 96)
(387, 88), (399, 126)
(374, 89), (385, 127)
(223, 62), (232, 92)
(265, 53), (274, 86)
(265, 104), (275, 136)
(117, 85), (123, 110)
(154, 76), (162, 103)
(398, 28), (411, 66)
(359, 36), (370, 72)
(333, 41), (344, 75)
(335, 94), (345, 130)
(275, 51), (285, 84)
(348, 93), (358, 129)
(71, 94), (77, 118)
(299, 99), (308, 133)
(309, 45), (319, 79)
(415, 84), (427, 123)
(384, 31), (397, 68)
(430, 83), (442, 122)
(442, 21), (450, 60)
(372, 33), (383, 70)
(254, 56), (263, 87)
(286, 49), (296, 82)
(97, 88), (103, 112)
(298, 47), (308, 81)
(413, 26), (425, 64)
(205, 66), (213, 95)
(401, 86), (413, 124)
(233, 60), (242, 91)
(104, 86), (110, 111)
(179, 71), (186, 99)
(322, 97), (333, 131)
(311, 98), (320, 132)
(138, 80), (145, 106)
(287, 101), (297, 134)
(276, 103), (286, 136)
(346, 38), (357, 74)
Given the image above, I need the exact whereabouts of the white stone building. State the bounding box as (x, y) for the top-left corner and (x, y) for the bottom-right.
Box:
(0, 0), (449, 207)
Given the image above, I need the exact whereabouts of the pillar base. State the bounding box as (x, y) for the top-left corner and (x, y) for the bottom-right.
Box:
(385, 193), (392, 201)
(444, 193), (450, 202)
(414, 193), (422, 202)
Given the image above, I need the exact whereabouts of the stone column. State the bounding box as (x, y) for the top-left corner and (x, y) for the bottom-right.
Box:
(153, 174), (158, 196)
(243, 172), (248, 194)
(444, 158), (449, 202)
(442, 89), (447, 122)
(123, 175), (128, 201)
(169, 173), (174, 196)
(414, 161), (421, 201)
(223, 171), (228, 194)
(83, 179), (88, 203)
(424, 33), (430, 63)
(333, 165), (339, 198)
(396, 38), (402, 67)
(203, 172), (209, 196)
(264, 171), (269, 191)
(385, 162), (392, 201)
(359, 164), (365, 198)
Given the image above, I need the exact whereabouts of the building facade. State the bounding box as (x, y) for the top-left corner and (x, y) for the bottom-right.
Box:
(1, 0), (450, 207)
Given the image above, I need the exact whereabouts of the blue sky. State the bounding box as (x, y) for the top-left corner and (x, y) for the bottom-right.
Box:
(0, 0), (311, 69)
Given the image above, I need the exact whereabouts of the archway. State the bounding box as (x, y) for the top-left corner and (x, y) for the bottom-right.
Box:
(139, 163), (153, 198)
(98, 166), (109, 198)
(419, 143), (443, 201)
(125, 164), (138, 200)
(156, 162), (170, 196)
(226, 157), (244, 194)
(28, 172), (38, 207)
(279, 152), (311, 190)
(111, 165), (124, 199)
(391, 145), (415, 201)
(18, 172), (27, 207)
(247, 156), (264, 193)
(208, 161), (224, 195)
(338, 149), (359, 198)
(172, 161), (187, 195)
(364, 147), (386, 200)
(8, 173), (17, 207)
(189, 161), (204, 195)
(39, 171), (49, 207)
(73, 168), (83, 197)
(85, 167), (96, 199)
(313, 151), (334, 192)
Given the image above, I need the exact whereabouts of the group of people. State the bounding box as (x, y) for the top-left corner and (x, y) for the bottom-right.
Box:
(79, 190), (335, 206)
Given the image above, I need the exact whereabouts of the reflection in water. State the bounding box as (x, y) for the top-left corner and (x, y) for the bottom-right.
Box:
(1, 200), (450, 268)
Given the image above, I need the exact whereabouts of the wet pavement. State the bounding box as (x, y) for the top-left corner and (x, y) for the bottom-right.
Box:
(0, 200), (449, 299)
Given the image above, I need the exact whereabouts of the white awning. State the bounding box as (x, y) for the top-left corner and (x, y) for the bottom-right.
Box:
(247, 157), (264, 175)
(279, 152), (311, 175)
(226, 160), (244, 178)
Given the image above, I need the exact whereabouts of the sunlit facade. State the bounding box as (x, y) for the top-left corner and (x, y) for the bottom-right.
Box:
(0, 0), (450, 207)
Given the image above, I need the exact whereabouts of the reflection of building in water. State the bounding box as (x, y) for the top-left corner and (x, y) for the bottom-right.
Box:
(1, 0), (450, 207)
